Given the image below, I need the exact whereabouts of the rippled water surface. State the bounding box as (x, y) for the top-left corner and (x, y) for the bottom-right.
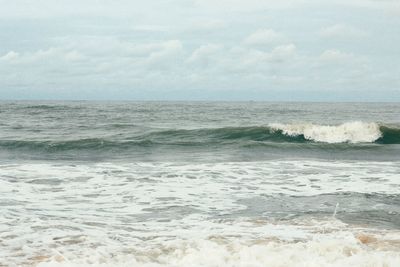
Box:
(0, 101), (400, 267)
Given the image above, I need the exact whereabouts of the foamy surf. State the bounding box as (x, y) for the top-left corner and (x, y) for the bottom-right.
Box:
(30, 222), (400, 267)
(1, 160), (400, 266)
(269, 121), (382, 143)
(1, 103), (399, 267)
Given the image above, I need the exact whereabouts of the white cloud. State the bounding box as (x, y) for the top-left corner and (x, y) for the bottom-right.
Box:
(219, 43), (297, 74)
(0, 51), (19, 61)
(244, 29), (285, 46)
(4, 47), (86, 65)
(146, 40), (183, 66)
(0, 0), (399, 99)
(0, 48), (69, 64)
(319, 24), (368, 39)
(0, 39), (185, 81)
(269, 44), (296, 61)
(318, 49), (358, 63)
(64, 50), (85, 62)
(187, 44), (223, 64)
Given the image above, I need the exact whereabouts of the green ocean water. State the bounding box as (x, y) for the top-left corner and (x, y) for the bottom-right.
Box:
(0, 101), (399, 161)
(1, 101), (400, 267)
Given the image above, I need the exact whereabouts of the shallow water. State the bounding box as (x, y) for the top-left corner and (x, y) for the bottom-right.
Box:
(0, 102), (399, 266)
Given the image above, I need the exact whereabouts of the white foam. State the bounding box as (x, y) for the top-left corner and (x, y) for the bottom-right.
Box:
(1, 160), (400, 266)
(34, 230), (400, 267)
(269, 121), (382, 143)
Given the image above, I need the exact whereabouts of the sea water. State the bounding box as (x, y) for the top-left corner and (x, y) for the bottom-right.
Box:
(0, 101), (400, 266)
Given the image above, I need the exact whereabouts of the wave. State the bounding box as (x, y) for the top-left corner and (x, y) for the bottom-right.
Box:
(146, 122), (399, 144)
(32, 232), (400, 267)
(269, 121), (385, 144)
(0, 138), (154, 152)
(0, 122), (399, 153)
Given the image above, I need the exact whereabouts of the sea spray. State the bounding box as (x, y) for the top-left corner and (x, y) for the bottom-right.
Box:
(269, 122), (382, 143)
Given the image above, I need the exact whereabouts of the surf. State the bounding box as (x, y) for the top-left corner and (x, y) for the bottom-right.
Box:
(0, 122), (399, 155)
(269, 121), (383, 144)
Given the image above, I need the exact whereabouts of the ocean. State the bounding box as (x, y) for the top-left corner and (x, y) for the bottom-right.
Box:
(1, 101), (400, 267)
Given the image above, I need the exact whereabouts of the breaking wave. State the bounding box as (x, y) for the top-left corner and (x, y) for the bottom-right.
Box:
(33, 234), (400, 267)
(0, 122), (399, 153)
(269, 121), (389, 144)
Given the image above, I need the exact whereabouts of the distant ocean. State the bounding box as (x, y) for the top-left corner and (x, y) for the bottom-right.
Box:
(1, 101), (400, 267)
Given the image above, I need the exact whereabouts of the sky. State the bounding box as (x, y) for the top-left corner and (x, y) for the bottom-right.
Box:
(0, 0), (399, 101)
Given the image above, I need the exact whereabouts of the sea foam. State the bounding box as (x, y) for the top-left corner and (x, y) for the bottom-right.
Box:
(2, 161), (400, 266)
(35, 232), (400, 267)
(269, 121), (382, 143)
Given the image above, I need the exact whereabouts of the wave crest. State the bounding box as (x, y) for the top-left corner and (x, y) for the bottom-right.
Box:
(269, 122), (383, 144)
(0, 122), (398, 155)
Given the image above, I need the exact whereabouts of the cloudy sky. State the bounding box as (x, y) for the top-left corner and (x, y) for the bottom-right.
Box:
(1, 0), (399, 101)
